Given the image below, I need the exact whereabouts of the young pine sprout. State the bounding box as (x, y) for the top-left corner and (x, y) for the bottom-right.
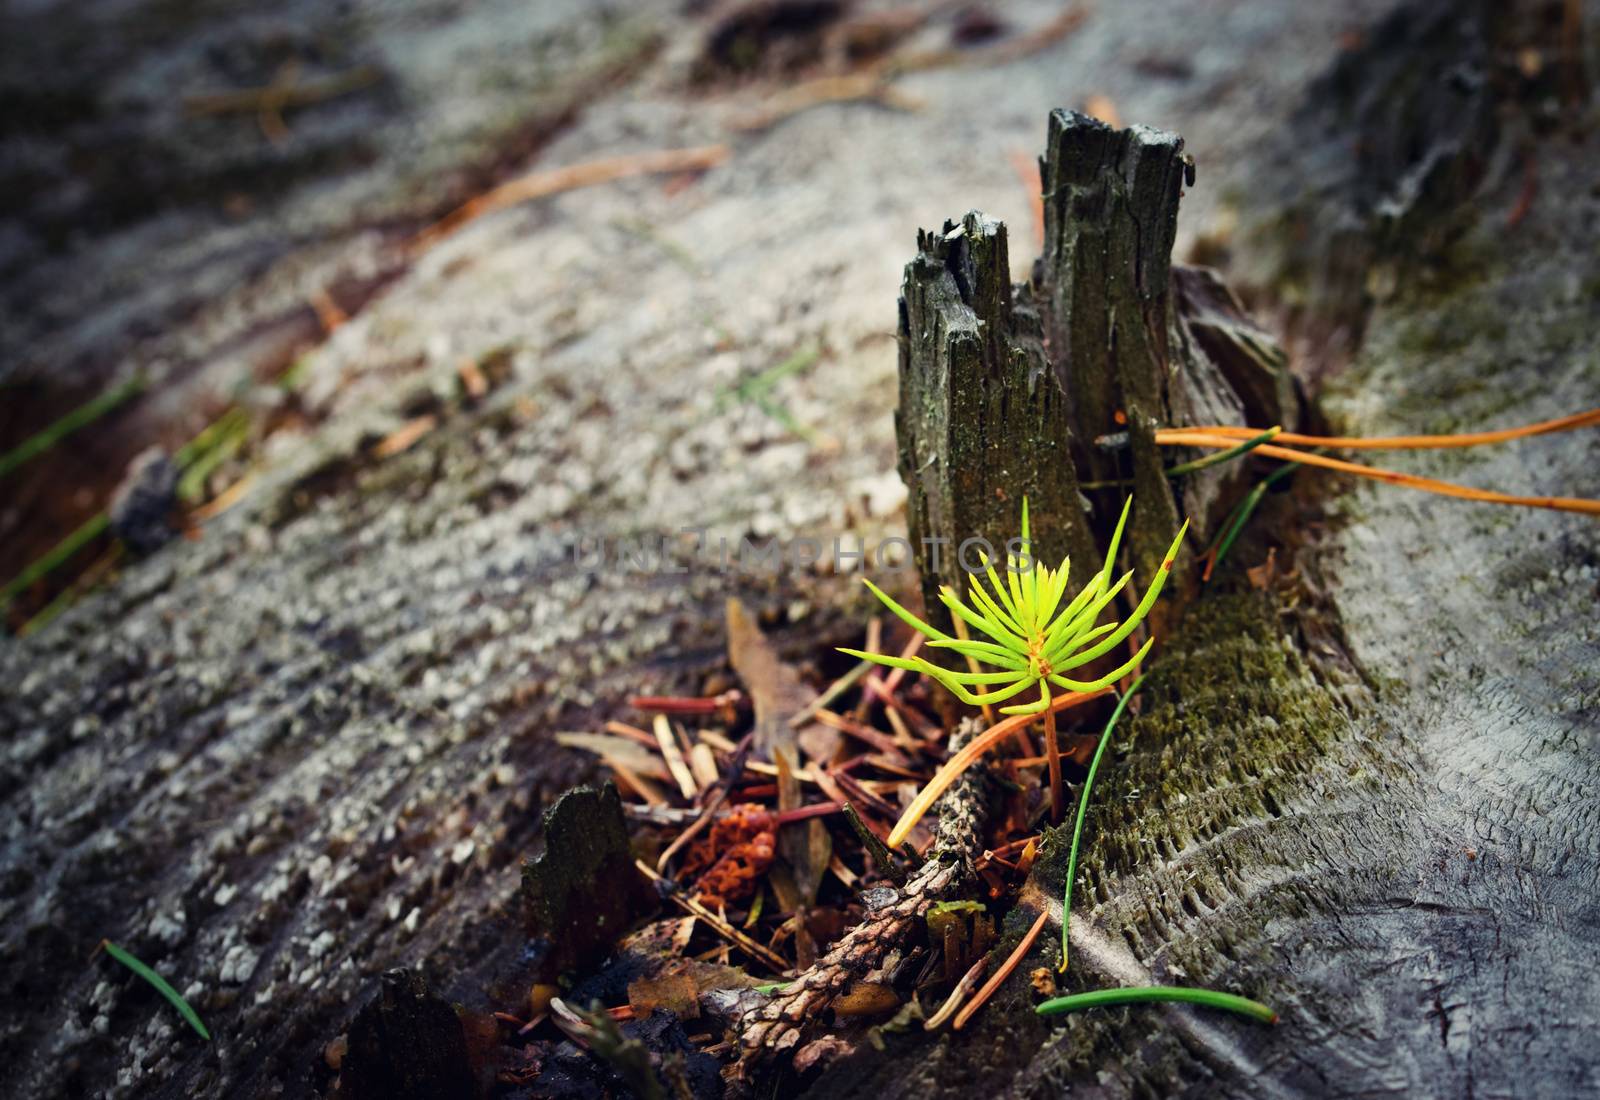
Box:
(843, 497), (1186, 833)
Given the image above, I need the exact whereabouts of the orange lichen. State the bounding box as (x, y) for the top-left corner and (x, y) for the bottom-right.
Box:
(680, 803), (776, 908)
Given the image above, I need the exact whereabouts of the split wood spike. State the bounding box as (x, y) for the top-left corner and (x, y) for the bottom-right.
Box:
(897, 109), (1299, 636)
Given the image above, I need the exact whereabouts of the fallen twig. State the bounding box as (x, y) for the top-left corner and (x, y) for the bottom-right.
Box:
(657, 729), (755, 872)
(636, 860), (788, 973)
(411, 145), (730, 254)
(1158, 407), (1599, 451)
(733, 74), (923, 132)
(186, 62), (382, 143)
(841, 801), (902, 884)
(184, 63), (382, 116)
(653, 714), (699, 800)
(737, 719), (994, 1075)
(371, 415), (437, 459)
(1165, 430), (1600, 516)
(886, 690), (1109, 849)
(924, 956), (988, 1030)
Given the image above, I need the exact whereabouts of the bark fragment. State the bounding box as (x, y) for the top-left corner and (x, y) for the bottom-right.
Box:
(341, 969), (472, 1100)
(521, 783), (654, 982)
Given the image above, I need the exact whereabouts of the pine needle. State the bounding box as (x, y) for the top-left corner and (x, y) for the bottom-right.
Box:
(1164, 431), (1600, 516)
(411, 145), (730, 253)
(100, 940), (211, 1041)
(1158, 406), (1600, 451)
(1036, 985), (1276, 1025)
(952, 907), (1050, 1030)
(1060, 675), (1144, 970)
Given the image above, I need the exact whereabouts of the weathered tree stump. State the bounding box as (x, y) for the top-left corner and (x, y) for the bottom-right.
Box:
(898, 110), (1300, 626)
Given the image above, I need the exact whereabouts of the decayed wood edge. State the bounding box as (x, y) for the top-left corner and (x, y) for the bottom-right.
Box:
(898, 111), (1299, 640)
(732, 718), (993, 1081)
(896, 212), (1102, 630)
(1036, 110), (1192, 589)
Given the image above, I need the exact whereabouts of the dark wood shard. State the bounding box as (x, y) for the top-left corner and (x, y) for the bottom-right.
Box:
(896, 211), (1101, 630)
(521, 783), (654, 982)
(341, 969), (473, 1100)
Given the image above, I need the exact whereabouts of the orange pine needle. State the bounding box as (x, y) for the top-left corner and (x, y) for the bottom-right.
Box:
(1156, 407), (1600, 451)
(886, 689), (1109, 849)
(371, 414), (437, 459)
(1163, 431), (1600, 517)
(953, 907), (1050, 1030)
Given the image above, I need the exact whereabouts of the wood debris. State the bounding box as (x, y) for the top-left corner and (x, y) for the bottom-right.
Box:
(537, 599), (1129, 1089)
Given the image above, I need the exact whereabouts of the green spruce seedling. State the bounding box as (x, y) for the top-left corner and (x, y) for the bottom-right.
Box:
(842, 496), (1186, 823)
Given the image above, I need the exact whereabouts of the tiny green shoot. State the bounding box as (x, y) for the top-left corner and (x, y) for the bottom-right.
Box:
(846, 495), (1185, 834)
(100, 940), (211, 1041)
(840, 496), (1185, 716)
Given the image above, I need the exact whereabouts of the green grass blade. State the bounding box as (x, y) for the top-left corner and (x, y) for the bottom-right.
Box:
(714, 345), (820, 411)
(1060, 675), (1144, 969)
(1159, 425), (1282, 479)
(0, 512), (109, 612)
(1206, 461), (1302, 576)
(0, 375), (145, 482)
(102, 940), (211, 1040)
(1036, 985), (1276, 1025)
